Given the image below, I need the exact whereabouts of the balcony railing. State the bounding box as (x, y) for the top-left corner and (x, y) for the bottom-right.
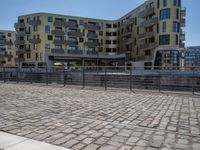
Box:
(14, 40), (25, 45)
(51, 48), (65, 54)
(0, 40), (13, 45)
(139, 42), (158, 50)
(29, 38), (41, 44)
(122, 18), (135, 26)
(53, 40), (78, 46)
(180, 33), (185, 41)
(138, 7), (155, 18)
(68, 31), (83, 37)
(29, 20), (41, 26)
(87, 50), (98, 55)
(68, 50), (83, 55)
(16, 31), (30, 37)
(122, 31), (132, 36)
(53, 21), (78, 28)
(181, 7), (186, 17)
(84, 41), (99, 47)
(140, 17), (158, 28)
(87, 33), (98, 38)
(84, 24), (100, 30)
(14, 22), (25, 29)
(180, 18), (186, 27)
(138, 31), (154, 40)
(51, 30), (65, 35)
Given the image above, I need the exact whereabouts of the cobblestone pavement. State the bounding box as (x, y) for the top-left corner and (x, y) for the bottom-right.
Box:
(0, 83), (200, 150)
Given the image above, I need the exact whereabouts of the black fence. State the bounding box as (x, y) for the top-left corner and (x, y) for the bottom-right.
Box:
(0, 66), (200, 94)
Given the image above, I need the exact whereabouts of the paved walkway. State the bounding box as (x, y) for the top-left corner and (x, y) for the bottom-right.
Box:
(0, 131), (69, 150)
(0, 83), (200, 150)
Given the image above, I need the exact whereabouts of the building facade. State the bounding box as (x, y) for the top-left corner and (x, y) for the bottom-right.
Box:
(0, 30), (16, 67)
(185, 46), (200, 68)
(14, 0), (185, 69)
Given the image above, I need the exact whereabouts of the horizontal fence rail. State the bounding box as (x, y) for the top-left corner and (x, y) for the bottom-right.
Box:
(0, 66), (200, 94)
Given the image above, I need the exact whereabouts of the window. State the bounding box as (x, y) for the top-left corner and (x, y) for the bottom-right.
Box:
(160, 8), (171, 20)
(106, 24), (112, 28)
(7, 33), (12, 37)
(79, 38), (84, 42)
(68, 37), (77, 41)
(176, 9), (179, 20)
(7, 45), (11, 49)
(163, 22), (166, 32)
(113, 40), (117, 44)
(55, 45), (62, 49)
(145, 50), (151, 56)
(40, 53), (42, 60)
(79, 20), (84, 25)
(45, 44), (50, 49)
(105, 40), (111, 44)
(106, 48), (112, 52)
(27, 17), (30, 23)
(173, 22), (180, 32)
(45, 25), (50, 33)
(176, 35), (179, 45)
(157, 0), (160, 8)
(48, 17), (53, 22)
(174, 0), (181, 6)
(163, 0), (167, 7)
(159, 35), (170, 45)
(33, 25), (38, 31)
(48, 35), (53, 41)
(35, 53), (38, 61)
(27, 53), (31, 59)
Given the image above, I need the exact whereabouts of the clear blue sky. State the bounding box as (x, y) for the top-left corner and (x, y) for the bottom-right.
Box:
(0, 0), (199, 46)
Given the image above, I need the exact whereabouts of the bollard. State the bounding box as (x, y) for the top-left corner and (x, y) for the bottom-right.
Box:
(30, 68), (33, 84)
(158, 70), (161, 92)
(3, 67), (6, 83)
(46, 66), (48, 85)
(130, 67), (132, 91)
(63, 70), (66, 87)
(192, 70), (195, 95)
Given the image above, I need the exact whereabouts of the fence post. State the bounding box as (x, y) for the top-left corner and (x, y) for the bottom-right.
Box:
(192, 69), (195, 95)
(105, 68), (107, 91)
(30, 68), (32, 84)
(63, 70), (66, 87)
(3, 67), (6, 83)
(130, 67), (132, 91)
(16, 67), (19, 83)
(82, 67), (85, 88)
(46, 66), (48, 85)
(158, 70), (161, 92)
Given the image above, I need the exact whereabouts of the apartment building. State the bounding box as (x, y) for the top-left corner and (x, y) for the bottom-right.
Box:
(0, 30), (16, 67)
(14, 0), (185, 69)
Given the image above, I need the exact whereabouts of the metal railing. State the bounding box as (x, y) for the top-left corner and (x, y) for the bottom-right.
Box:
(0, 66), (200, 94)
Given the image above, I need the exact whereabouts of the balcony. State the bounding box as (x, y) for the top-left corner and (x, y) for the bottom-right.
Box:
(14, 39), (25, 45)
(0, 48), (6, 51)
(14, 22), (25, 29)
(181, 8), (186, 17)
(179, 42), (185, 48)
(139, 42), (158, 50)
(68, 50), (83, 55)
(122, 30), (132, 36)
(87, 50), (98, 55)
(122, 38), (133, 45)
(29, 38), (41, 44)
(84, 41), (99, 47)
(53, 40), (78, 46)
(138, 7), (155, 18)
(138, 31), (154, 40)
(68, 31), (83, 37)
(0, 35), (6, 39)
(54, 21), (67, 27)
(180, 18), (186, 27)
(140, 17), (158, 28)
(29, 20), (41, 26)
(16, 31), (30, 37)
(84, 24), (100, 30)
(66, 21), (78, 28)
(0, 40), (13, 45)
(15, 58), (25, 62)
(87, 33), (98, 38)
(51, 30), (65, 35)
(122, 18), (135, 26)
(180, 32), (185, 41)
(51, 48), (65, 54)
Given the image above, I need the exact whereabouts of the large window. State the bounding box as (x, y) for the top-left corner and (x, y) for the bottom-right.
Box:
(173, 0), (181, 6)
(48, 17), (53, 22)
(160, 8), (171, 20)
(173, 22), (180, 32)
(159, 34), (170, 45)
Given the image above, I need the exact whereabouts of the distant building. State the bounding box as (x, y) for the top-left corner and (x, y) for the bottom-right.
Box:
(0, 30), (16, 67)
(14, 0), (186, 69)
(185, 46), (200, 68)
